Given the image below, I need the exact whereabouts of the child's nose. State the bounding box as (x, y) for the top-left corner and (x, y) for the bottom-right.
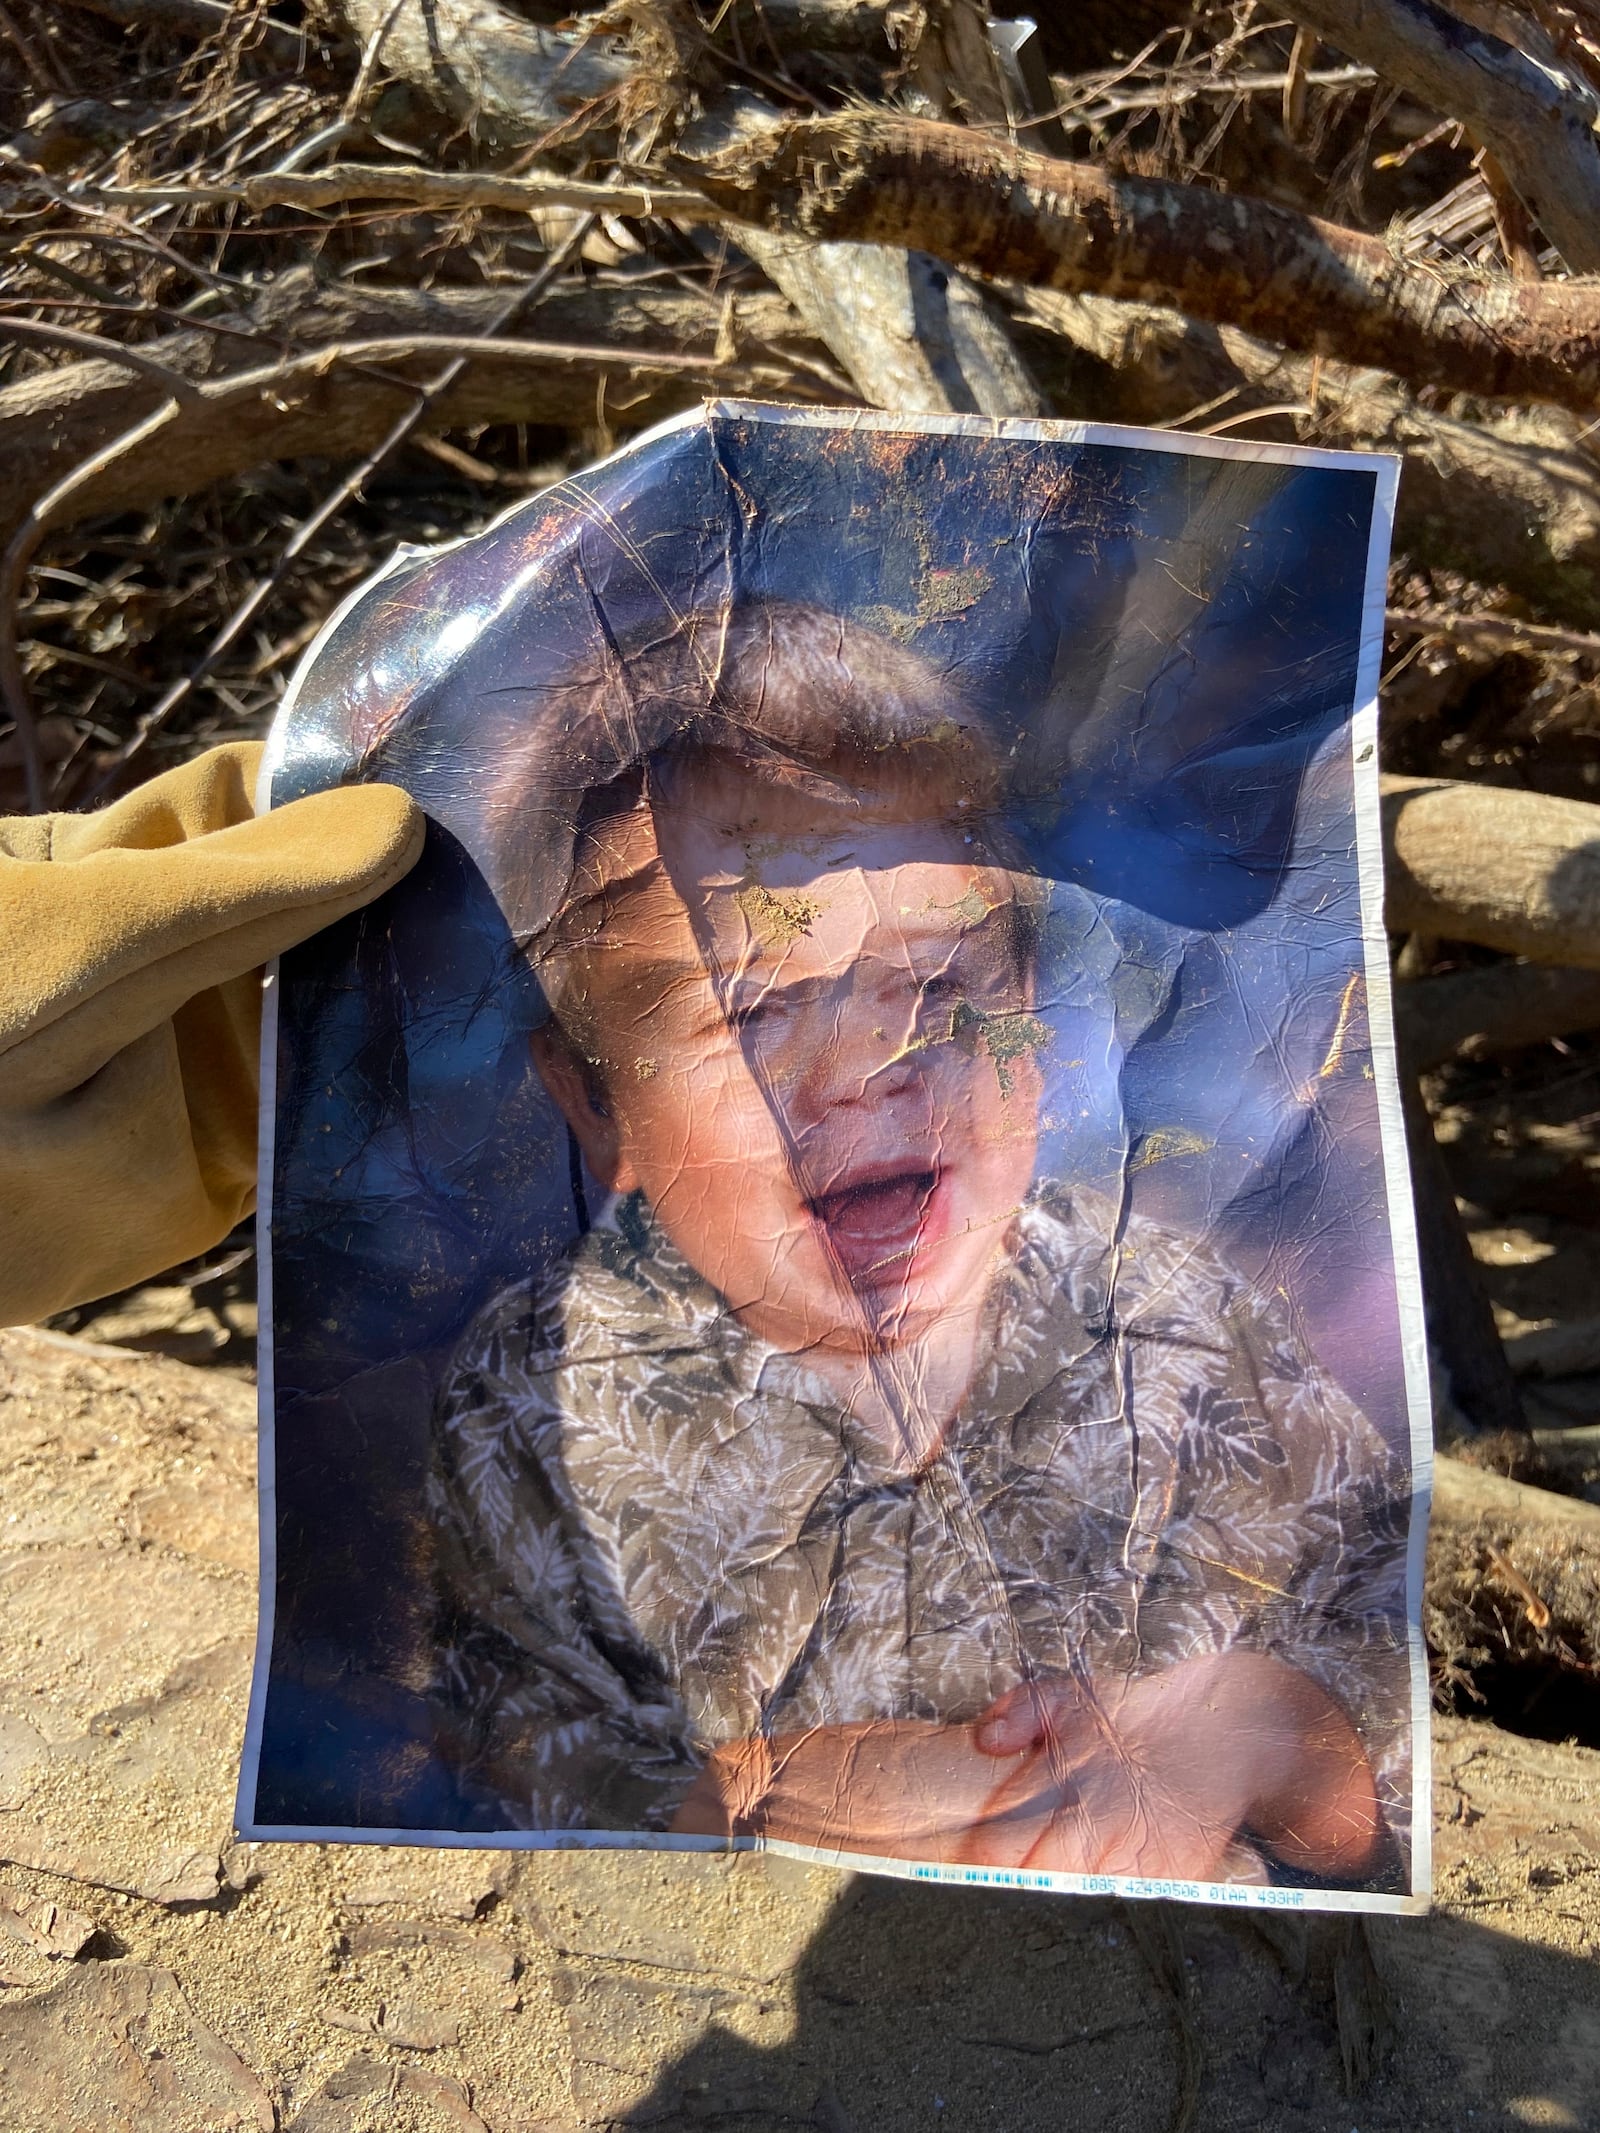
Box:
(790, 1000), (924, 1119)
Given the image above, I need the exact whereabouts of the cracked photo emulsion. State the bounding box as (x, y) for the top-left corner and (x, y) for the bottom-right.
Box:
(241, 403), (1428, 1914)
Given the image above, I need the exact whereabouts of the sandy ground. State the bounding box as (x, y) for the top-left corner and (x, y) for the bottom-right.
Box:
(1, 1325), (1599, 2133)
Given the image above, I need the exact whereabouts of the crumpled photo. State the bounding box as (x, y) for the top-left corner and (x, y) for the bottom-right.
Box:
(240, 402), (1426, 1916)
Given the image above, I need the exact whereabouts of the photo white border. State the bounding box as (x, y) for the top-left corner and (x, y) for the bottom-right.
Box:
(239, 401), (1427, 1917)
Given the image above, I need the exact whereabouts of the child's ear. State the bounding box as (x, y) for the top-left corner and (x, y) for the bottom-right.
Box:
(529, 1028), (638, 1194)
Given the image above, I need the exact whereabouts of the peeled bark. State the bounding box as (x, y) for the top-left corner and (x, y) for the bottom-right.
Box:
(738, 230), (1047, 416)
(1382, 775), (1600, 966)
(690, 114), (1600, 416)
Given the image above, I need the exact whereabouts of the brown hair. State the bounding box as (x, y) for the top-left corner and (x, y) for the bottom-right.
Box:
(479, 600), (1006, 957)
(477, 599), (1046, 1101)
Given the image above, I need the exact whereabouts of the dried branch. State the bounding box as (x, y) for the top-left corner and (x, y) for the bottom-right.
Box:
(737, 229), (1046, 415)
(1387, 607), (1600, 657)
(0, 392), (182, 810)
(1281, 0), (1600, 270)
(1382, 774), (1600, 965)
(0, 277), (826, 540)
(0, 316), (205, 403)
(330, 0), (653, 154)
(59, 0), (311, 65)
(737, 0), (899, 51)
(84, 214), (607, 800)
(689, 114), (1600, 415)
(0, 330), (807, 803)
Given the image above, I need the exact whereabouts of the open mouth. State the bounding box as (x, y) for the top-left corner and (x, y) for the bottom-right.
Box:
(807, 1162), (943, 1287)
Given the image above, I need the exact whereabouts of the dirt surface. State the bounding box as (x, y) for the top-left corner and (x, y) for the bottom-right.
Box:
(1, 1326), (1599, 2133)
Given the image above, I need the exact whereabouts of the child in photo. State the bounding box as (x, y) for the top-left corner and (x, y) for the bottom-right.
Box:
(429, 601), (1409, 1886)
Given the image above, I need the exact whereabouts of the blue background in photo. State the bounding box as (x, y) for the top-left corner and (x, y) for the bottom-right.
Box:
(254, 411), (1395, 1830)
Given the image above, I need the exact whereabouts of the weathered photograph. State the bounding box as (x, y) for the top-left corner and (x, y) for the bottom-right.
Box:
(242, 403), (1422, 1910)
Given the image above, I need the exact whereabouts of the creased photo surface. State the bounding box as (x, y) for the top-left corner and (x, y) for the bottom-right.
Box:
(242, 402), (1426, 1915)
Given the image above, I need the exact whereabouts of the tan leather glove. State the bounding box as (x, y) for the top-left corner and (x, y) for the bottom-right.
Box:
(0, 741), (424, 1326)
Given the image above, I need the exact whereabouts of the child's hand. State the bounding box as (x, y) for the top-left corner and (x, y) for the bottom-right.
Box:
(676, 1652), (1380, 1886)
(965, 1652), (1380, 1882)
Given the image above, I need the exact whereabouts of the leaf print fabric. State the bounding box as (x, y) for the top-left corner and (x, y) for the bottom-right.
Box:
(429, 1184), (1412, 1880)
(243, 403), (1423, 1914)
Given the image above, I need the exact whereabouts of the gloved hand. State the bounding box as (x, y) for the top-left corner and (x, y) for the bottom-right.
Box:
(0, 741), (423, 1326)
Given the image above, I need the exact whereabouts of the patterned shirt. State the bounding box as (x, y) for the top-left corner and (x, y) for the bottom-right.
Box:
(428, 1185), (1413, 1867)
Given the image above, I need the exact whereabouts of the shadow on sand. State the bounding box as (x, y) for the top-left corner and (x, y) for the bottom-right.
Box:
(557, 1862), (1598, 2133)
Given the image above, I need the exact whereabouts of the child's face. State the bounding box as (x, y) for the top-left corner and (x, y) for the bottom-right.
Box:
(536, 768), (1043, 1363)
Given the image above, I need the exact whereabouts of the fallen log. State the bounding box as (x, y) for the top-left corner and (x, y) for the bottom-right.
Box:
(1382, 775), (1600, 966)
(0, 275), (833, 539)
(1393, 960), (1600, 1070)
(333, 0), (651, 155)
(1506, 1319), (1600, 1383)
(17, 264), (1600, 628)
(1531, 1426), (1600, 1481)
(690, 114), (1600, 417)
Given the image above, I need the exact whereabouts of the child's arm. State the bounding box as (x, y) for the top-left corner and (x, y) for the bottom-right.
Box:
(674, 1651), (1379, 1883)
(0, 742), (421, 1325)
(962, 1651), (1380, 1879)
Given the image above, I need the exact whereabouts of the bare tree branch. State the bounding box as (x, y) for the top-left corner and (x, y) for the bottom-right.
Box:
(1387, 606), (1600, 656)
(1395, 959), (1600, 1070)
(77, 214), (608, 802)
(689, 114), (1600, 416)
(0, 277), (829, 540)
(331, 0), (660, 153)
(89, 164), (715, 222)
(1281, 0), (1600, 271)
(0, 319), (827, 800)
(0, 317), (207, 403)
